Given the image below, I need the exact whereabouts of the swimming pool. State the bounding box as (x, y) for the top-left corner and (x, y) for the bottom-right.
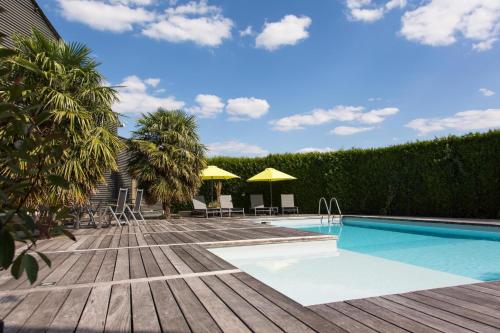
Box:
(210, 217), (500, 305)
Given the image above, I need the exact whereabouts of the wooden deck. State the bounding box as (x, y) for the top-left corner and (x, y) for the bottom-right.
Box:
(1, 217), (499, 332)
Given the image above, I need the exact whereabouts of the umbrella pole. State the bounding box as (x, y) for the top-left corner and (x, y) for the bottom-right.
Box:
(269, 181), (273, 208)
(211, 179), (214, 204)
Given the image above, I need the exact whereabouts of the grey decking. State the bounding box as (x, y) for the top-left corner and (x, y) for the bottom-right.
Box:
(1, 217), (499, 332)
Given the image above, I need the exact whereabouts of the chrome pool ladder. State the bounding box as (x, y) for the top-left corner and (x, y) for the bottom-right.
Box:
(318, 197), (343, 225)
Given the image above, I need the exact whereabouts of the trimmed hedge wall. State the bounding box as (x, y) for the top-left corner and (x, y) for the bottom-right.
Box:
(200, 131), (500, 218)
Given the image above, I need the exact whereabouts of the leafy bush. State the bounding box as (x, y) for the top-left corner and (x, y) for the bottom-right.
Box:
(200, 131), (500, 218)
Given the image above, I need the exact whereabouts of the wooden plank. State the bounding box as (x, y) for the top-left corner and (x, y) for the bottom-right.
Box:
(139, 247), (163, 277)
(168, 278), (222, 333)
(201, 275), (280, 333)
(48, 287), (91, 333)
(218, 273), (315, 332)
(19, 289), (70, 333)
(110, 235), (121, 248)
(384, 294), (500, 333)
(77, 251), (107, 283)
(170, 246), (208, 272)
(95, 249), (118, 282)
(160, 246), (193, 274)
(308, 304), (376, 333)
(41, 253), (80, 286)
(461, 284), (500, 297)
(131, 282), (161, 333)
(118, 234), (129, 248)
(104, 284), (131, 333)
(184, 277), (250, 333)
(328, 301), (406, 333)
(76, 286), (111, 333)
(367, 297), (472, 333)
(135, 232), (148, 246)
(113, 248), (130, 281)
(402, 291), (500, 329)
(347, 298), (441, 333)
(189, 244), (236, 270)
(150, 246), (178, 276)
(98, 235), (113, 249)
(149, 280), (190, 333)
(0, 294), (26, 319)
(433, 286), (500, 310)
(235, 273), (346, 333)
(129, 248), (146, 279)
(56, 252), (93, 286)
(3, 291), (49, 333)
(418, 290), (500, 320)
(182, 245), (227, 271)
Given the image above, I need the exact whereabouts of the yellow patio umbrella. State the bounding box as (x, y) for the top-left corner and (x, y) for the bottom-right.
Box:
(247, 168), (297, 207)
(201, 165), (239, 204)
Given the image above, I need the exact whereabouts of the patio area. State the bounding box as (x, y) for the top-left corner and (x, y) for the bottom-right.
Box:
(1, 217), (499, 332)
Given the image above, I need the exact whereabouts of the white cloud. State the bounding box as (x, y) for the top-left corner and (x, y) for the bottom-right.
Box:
(406, 109), (500, 136)
(226, 97), (270, 120)
(330, 126), (374, 135)
(359, 107), (399, 124)
(187, 94), (225, 118)
(207, 141), (269, 157)
(479, 88), (495, 96)
(368, 97), (383, 102)
(346, 0), (406, 23)
(165, 0), (219, 15)
(113, 75), (184, 114)
(142, 1), (233, 46)
(255, 15), (311, 51)
(297, 147), (336, 153)
(110, 0), (154, 5)
(57, 0), (155, 32)
(270, 106), (399, 131)
(401, 0), (500, 51)
(144, 78), (160, 87)
(240, 25), (253, 37)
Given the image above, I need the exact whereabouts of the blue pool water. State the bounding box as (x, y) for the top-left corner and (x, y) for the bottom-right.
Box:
(294, 218), (500, 281)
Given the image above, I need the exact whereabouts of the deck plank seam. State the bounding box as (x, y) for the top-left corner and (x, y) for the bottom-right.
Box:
(0, 269), (242, 296)
(36, 235), (335, 254)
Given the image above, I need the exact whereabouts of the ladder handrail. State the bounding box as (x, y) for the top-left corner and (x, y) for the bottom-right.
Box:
(318, 197), (331, 224)
(328, 197), (342, 216)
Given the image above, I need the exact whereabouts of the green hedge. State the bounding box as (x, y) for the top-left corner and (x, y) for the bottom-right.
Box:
(199, 131), (500, 218)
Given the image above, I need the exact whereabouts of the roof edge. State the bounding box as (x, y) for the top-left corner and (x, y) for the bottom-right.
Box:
(30, 0), (61, 40)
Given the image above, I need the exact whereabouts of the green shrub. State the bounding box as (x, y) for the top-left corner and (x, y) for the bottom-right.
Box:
(199, 131), (500, 218)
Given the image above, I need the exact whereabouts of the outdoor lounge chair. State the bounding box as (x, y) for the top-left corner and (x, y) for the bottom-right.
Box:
(220, 195), (245, 217)
(281, 194), (299, 214)
(249, 194), (278, 216)
(127, 188), (145, 223)
(192, 196), (222, 218)
(101, 188), (131, 226)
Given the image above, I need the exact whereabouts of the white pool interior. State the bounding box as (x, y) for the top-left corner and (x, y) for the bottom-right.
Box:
(209, 240), (480, 306)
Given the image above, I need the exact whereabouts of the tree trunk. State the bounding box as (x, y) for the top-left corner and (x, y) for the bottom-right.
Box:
(162, 202), (171, 219)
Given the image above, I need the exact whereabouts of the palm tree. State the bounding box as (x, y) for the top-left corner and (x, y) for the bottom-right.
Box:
(1, 30), (123, 207)
(0, 30), (121, 282)
(128, 109), (206, 217)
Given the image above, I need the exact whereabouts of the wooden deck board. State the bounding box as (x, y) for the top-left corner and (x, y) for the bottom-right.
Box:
(1, 216), (500, 333)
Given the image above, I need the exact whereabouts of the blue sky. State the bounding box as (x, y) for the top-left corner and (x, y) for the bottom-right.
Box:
(40, 0), (500, 156)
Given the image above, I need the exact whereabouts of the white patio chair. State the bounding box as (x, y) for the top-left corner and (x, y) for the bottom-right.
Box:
(249, 194), (278, 216)
(281, 194), (299, 214)
(192, 196), (222, 218)
(220, 195), (245, 217)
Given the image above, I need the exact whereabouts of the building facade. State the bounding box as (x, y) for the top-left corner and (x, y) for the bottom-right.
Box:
(0, 0), (60, 48)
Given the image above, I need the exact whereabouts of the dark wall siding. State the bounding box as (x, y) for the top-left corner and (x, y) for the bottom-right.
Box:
(0, 0), (60, 48)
